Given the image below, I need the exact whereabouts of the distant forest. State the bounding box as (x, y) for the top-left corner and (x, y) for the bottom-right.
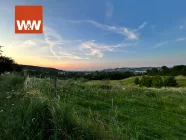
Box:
(146, 65), (186, 76)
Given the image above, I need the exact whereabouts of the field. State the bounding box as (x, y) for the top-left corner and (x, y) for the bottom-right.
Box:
(1, 74), (186, 139)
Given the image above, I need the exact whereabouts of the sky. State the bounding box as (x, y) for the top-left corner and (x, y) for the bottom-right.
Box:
(0, 0), (186, 70)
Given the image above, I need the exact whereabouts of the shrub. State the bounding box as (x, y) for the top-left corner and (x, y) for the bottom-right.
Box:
(140, 76), (152, 87)
(134, 77), (140, 85)
(163, 76), (178, 87)
(152, 76), (163, 88)
(137, 76), (178, 88)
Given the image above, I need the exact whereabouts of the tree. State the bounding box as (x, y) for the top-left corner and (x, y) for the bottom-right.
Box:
(160, 66), (170, 76)
(183, 67), (186, 76)
(146, 68), (159, 76)
(152, 76), (163, 88)
(0, 46), (22, 74)
(171, 65), (186, 76)
(140, 76), (152, 87)
(163, 76), (178, 87)
(0, 46), (2, 55)
(134, 77), (140, 85)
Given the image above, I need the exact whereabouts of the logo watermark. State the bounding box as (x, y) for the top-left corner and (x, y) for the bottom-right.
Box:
(15, 6), (43, 34)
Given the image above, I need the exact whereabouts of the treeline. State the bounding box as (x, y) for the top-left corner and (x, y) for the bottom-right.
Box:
(146, 65), (186, 76)
(0, 46), (22, 74)
(77, 71), (134, 80)
(22, 69), (58, 78)
(26, 70), (134, 80)
(134, 76), (178, 88)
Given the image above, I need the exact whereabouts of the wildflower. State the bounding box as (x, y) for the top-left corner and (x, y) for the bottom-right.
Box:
(0, 110), (3, 113)
(32, 118), (35, 122)
(11, 104), (14, 106)
(6, 96), (11, 99)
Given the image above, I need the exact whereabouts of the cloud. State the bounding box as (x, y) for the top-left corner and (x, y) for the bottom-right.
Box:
(79, 40), (136, 58)
(10, 24), (137, 60)
(67, 20), (140, 40)
(23, 40), (36, 46)
(180, 26), (184, 29)
(4, 24), (137, 60)
(43, 26), (86, 60)
(58, 52), (89, 60)
(153, 41), (168, 48)
(43, 26), (63, 59)
(138, 22), (147, 29)
(44, 25), (105, 59)
(105, 2), (114, 19)
(176, 37), (186, 41)
(80, 40), (108, 58)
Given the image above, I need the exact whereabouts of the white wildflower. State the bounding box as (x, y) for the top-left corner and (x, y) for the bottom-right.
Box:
(32, 118), (35, 122)
(0, 110), (3, 113)
(7, 96), (11, 99)
(11, 104), (14, 106)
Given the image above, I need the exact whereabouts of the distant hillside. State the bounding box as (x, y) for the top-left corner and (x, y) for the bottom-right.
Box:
(102, 67), (160, 72)
(20, 65), (160, 73)
(20, 65), (61, 73)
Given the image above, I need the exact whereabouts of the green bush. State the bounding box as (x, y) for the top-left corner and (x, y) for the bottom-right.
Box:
(152, 76), (163, 88)
(136, 76), (178, 88)
(140, 76), (152, 87)
(163, 76), (178, 87)
(134, 77), (140, 85)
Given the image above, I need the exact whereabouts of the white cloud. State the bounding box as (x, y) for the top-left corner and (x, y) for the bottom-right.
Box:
(105, 2), (114, 19)
(44, 25), (116, 59)
(59, 52), (89, 60)
(122, 28), (138, 40)
(153, 41), (168, 48)
(180, 26), (184, 29)
(176, 37), (186, 41)
(44, 26), (63, 59)
(43, 26), (86, 60)
(80, 40), (108, 58)
(67, 20), (141, 40)
(79, 40), (136, 58)
(138, 22), (147, 29)
(3, 24), (137, 60)
(23, 40), (36, 46)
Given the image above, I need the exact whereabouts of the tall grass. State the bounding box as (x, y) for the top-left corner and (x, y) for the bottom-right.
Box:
(0, 75), (186, 139)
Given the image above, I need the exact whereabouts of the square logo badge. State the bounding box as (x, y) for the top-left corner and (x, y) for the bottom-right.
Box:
(15, 6), (43, 34)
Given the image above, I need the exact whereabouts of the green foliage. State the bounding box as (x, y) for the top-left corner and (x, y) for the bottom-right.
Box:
(152, 76), (163, 88)
(134, 76), (178, 88)
(163, 76), (178, 87)
(146, 65), (186, 76)
(146, 68), (159, 76)
(134, 77), (140, 85)
(0, 46), (22, 74)
(160, 66), (170, 75)
(0, 45), (2, 55)
(139, 76), (152, 87)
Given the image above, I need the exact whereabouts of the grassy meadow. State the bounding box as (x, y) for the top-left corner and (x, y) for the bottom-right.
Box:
(1, 74), (186, 139)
